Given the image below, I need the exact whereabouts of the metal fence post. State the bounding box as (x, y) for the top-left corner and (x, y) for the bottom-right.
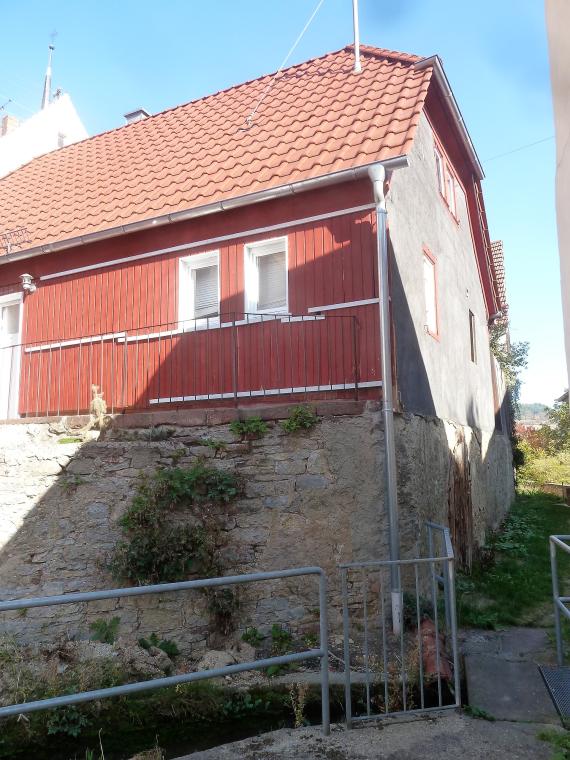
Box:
(319, 570), (330, 736)
(551, 537), (564, 666)
(444, 555), (462, 706)
(341, 568), (352, 729)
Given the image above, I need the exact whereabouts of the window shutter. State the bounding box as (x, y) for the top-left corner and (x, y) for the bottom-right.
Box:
(257, 251), (286, 311)
(194, 264), (219, 318)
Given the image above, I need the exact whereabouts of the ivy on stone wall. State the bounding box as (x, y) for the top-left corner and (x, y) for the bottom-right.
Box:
(109, 463), (242, 633)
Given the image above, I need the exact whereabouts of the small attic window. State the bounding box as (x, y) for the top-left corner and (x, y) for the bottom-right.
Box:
(57, 132), (66, 148)
(434, 140), (459, 221)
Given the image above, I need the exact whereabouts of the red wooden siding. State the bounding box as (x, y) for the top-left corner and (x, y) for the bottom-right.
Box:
(5, 182), (383, 416)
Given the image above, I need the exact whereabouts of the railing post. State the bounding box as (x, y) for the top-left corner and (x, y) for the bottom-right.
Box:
(231, 313), (238, 406)
(341, 568), (352, 729)
(319, 570), (330, 736)
(445, 556), (462, 706)
(551, 537), (564, 666)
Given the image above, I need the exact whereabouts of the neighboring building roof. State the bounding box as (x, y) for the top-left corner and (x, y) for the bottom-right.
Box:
(0, 94), (87, 179)
(0, 45), (431, 252)
(556, 390), (569, 404)
(490, 240), (508, 312)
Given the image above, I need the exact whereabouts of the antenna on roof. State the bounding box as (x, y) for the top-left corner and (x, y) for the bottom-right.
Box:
(352, 0), (361, 73)
(41, 32), (57, 110)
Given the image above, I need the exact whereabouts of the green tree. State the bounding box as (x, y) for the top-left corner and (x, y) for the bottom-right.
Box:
(544, 396), (570, 453)
(489, 321), (529, 468)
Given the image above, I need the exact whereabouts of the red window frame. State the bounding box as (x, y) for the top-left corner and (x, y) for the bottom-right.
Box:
(434, 141), (459, 222)
(422, 246), (440, 340)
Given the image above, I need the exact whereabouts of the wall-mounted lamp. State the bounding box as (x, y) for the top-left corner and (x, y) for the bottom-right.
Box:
(20, 273), (36, 293)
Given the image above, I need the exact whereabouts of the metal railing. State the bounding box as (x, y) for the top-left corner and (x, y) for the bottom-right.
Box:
(550, 535), (570, 666)
(340, 523), (460, 727)
(0, 566), (330, 735)
(1, 311), (368, 419)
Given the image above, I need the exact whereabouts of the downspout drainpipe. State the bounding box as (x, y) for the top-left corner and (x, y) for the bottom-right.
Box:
(368, 163), (403, 635)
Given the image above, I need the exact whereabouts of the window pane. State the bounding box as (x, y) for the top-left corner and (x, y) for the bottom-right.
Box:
(257, 251), (286, 311)
(446, 170), (456, 215)
(469, 310), (477, 363)
(423, 255), (437, 335)
(1, 304), (19, 336)
(194, 264), (218, 318)
(435, 149), (445, 195)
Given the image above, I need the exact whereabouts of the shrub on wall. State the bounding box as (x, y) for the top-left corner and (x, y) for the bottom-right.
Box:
(109, 463), (242, 633)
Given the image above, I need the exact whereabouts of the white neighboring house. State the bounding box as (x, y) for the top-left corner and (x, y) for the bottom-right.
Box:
(0, 93), (87, 178)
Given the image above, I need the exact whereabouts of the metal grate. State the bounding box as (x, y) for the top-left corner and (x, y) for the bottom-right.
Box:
(539, 665), (570, 718)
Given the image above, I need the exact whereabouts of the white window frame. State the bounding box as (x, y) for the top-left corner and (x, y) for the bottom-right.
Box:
(178, 250), (220, 330)
(0, 291), (24, 420)
(244, 236), (289, 316)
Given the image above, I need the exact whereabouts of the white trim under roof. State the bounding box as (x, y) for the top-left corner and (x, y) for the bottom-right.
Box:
(414, 55), (484, 180)
(38, 203), (376, 282)
(0, 156), (408, 266)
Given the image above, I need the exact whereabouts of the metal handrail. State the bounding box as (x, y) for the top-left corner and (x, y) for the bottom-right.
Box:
(0, 566), (330, 735)
(550, 535), (570, 666)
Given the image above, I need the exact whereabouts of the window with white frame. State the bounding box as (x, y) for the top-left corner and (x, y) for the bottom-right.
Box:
(244, 237), (288, 314)
(179, 251), (220, 327)
(422, 249), (438, 338)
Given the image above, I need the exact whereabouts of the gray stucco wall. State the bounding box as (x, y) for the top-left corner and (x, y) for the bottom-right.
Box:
(388, 112), (499, 433)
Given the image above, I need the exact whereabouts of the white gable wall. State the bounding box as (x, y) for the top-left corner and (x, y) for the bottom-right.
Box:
(0, 94), (87, 178)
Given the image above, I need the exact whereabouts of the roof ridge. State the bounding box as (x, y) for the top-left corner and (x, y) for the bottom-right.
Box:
(347, 43), (423, 64)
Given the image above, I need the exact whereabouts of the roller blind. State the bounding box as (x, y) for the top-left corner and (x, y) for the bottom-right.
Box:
(193, 264), (219, 318)
(257, 251), (286, 311)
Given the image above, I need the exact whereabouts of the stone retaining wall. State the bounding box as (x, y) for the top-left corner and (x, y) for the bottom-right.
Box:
(0, 403), (513, 653)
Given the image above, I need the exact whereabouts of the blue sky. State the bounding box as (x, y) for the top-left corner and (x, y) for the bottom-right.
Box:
(1, 0), (566, 404)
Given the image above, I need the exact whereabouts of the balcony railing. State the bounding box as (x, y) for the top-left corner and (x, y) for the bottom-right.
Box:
(0, 312), (381, 420)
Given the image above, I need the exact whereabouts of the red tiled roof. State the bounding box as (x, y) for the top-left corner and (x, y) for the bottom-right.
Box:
(490, 240), (508, 311)
(0, 45), (431, 252)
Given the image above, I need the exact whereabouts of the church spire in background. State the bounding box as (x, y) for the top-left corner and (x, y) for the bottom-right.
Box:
(41, 42), (55, 110)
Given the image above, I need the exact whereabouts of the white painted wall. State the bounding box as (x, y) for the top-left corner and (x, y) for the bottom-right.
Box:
(546, 0), (570, 390)
(0, 94), (87, 178)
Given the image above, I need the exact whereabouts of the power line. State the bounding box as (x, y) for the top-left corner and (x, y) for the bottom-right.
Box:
(243, 0), (326, 129)
(483, 135), (555, 164)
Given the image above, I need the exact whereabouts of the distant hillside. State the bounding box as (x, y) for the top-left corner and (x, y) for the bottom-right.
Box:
(518, 403), (549, 423)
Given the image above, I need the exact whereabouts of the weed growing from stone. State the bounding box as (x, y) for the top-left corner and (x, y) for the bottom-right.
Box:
(57, 436), (83, 444)
(281, 405), (318, 433)
(229, 417), (268, 440)
(138, 633), (180, 658)
(201, 438), (228, 456)
(464, 705), (496, 721)
(289, 682), (310, 727)
(89, 617), (121, 644)
(241, 626), (265, 648)
(61, 474), (86, 494)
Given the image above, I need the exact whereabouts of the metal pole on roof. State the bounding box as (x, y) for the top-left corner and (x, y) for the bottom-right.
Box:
(369, 162), (402, 636)
(352, 0), (362, 73)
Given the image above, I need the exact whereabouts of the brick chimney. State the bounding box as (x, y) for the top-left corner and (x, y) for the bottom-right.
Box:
(1, 114), (20, 136)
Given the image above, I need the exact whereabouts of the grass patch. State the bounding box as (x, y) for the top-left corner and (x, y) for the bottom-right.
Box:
(457, 491), (570, 628)
(519, 448), (570, 486)
(57, 436), (83, 444)
(537, 728), (570, 759)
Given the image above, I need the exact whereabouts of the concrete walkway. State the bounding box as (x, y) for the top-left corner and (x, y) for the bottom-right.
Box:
(175, 713), (557, 759)
(462, 627), (559, 723)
